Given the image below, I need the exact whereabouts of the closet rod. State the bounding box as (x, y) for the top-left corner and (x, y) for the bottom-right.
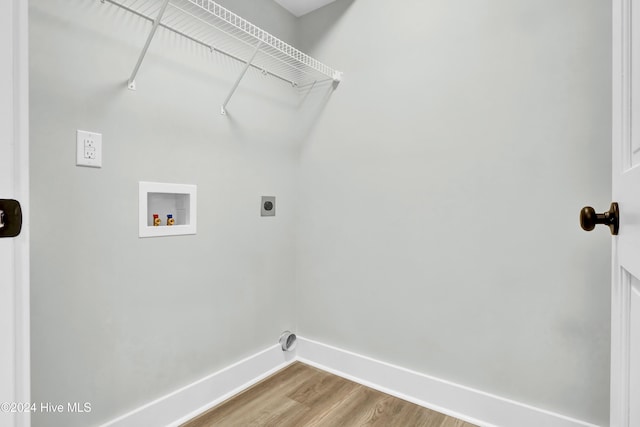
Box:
(102, 0), (303, 87)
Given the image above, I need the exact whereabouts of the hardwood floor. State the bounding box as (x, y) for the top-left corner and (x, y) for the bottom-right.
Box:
(181, 362), (478, 427)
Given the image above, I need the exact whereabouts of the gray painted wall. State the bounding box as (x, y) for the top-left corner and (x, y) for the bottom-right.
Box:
(29, 1), (298, 426)
(30, 0), (613, 426)
(295, 0), (612, 425)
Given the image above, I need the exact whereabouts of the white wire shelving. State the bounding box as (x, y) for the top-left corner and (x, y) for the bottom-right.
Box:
(101, 0), (343, 114)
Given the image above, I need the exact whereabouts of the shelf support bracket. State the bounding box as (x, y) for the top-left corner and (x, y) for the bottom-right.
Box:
(127, 0), (170, 90)
(221, 41), (263, 115)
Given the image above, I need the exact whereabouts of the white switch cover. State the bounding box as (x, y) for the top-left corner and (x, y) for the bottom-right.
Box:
(76, 130), (102, 168)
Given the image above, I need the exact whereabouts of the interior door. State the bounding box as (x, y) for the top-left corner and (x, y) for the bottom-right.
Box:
(1, 1), (29, 427)
(611, 0), (640, 426)
(0, 1), (18, 424)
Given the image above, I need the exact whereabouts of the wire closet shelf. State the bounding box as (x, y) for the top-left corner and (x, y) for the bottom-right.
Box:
(103, 0), (342, 114)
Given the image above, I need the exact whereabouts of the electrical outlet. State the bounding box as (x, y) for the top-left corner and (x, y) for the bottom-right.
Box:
(261, 196), (275, 216)
(76, 130), (102, 168)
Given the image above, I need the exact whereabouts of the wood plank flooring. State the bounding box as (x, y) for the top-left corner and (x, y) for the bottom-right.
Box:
(181, 362), (478, 427)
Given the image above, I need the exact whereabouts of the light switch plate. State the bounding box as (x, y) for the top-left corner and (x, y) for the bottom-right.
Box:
(76, 130), (102, 168)
(261, 196), (275, 216)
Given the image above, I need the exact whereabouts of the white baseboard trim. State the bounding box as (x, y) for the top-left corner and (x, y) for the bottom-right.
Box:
(296, 337), (600, 427)
(100, 344), (295, 427)
(100, 337), (600, 427)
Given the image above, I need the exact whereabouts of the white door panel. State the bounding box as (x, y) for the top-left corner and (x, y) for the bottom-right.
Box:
(612, 1), (640, 425)
(1, 1), (29, 427)
(630, 277), (640, 426)
(631, 0), (640, 167)
(0, 0), (17, 417)
(616, 166), (640, 281)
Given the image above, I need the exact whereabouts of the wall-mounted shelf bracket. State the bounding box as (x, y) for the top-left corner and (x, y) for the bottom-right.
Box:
(127, 0), (170, 91)
(332, 71), (343, 84)
(221, 41), (262, 115)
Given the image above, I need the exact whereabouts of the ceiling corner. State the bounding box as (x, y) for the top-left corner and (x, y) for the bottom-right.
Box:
(273, 0), (337, 17)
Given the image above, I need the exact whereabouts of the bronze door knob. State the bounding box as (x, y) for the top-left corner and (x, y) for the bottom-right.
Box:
(580, 202), (619, 235)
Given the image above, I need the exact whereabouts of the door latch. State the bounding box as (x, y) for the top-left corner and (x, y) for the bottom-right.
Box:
(0, 199), (22, 238)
